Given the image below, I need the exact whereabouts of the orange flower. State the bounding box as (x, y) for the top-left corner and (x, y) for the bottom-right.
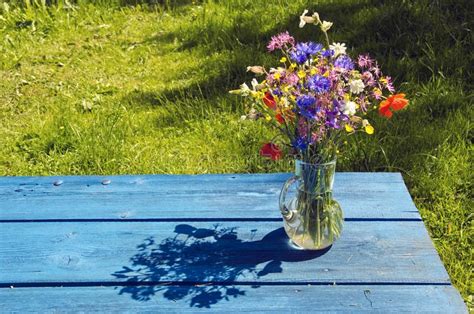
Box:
(379, 93), (409, 118)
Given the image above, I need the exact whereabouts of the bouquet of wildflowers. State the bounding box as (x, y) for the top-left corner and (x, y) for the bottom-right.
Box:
(231, 10), (409, 164)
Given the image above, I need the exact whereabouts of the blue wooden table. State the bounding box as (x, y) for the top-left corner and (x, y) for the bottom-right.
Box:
(0, 173), (467, 312)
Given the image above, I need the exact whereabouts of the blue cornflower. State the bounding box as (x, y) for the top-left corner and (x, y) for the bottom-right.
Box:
(307, 75), (331, 94)
(295, 42), (323, 55)
(272, 88), (283, 96)
(292, 137), (308, 151)
(290, 50), (308, 64)
(296, 95), (316, 108)
(296, 95), (318, 119)
(334, 55), (354, 70)
(321, 49), (334, 58)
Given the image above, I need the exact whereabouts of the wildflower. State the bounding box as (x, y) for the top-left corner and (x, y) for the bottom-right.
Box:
(321, 49), (334, 58)
(349, 79), (365, 94)
(280, 57), (287, 63)
(263, 91), (277, 110)
(290, 50), (308, 64)
(229, 82), (251, 96)
(296, 42), (323, 55)
(329, 42), (347, 57)
(275, 113), (285, 124)
(283, 72), (299, 86)
(267, 31), (295, 52)
(379, 93), (409, 118)
(251, 78), (259, 90)
(345, 124), (354, 132)
(334, 55), (354, 70)
(358, 54), (373, 68)
(292, 137), (308, 151)
(343, 101), (357, 115)
(307, 75), (331, 94)
(362, 119), (374, 134)
(296, 95), (316, 108)
(246, 66), (265, 75)
(260, 142), (282, 160)
(382, 76), (395, 93)
(372, 87), (382, 100)
(297, 95), (319, 119)
(321, 21), (333, 32)
(299, 10), (320, 28)
(297, 70), (306, 79)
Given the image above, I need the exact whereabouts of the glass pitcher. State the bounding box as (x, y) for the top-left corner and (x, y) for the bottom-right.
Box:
(279, 159), (343, 250)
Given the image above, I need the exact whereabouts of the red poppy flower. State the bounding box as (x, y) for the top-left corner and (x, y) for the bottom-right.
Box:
(259, 142), (282, 160)
(263, 92), (277, 110)
(379, 93), (409, 118)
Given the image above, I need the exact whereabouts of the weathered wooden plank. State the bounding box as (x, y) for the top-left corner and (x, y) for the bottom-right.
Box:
(0, 173), (420, 220)
(0, 221), (449, 285)
(0, 285), (467, 312)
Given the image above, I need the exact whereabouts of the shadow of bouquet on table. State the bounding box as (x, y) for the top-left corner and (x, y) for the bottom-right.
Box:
(112, 224), (329, 308)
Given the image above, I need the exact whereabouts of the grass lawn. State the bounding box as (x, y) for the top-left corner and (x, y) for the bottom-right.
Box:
(0, 0), (472, 307)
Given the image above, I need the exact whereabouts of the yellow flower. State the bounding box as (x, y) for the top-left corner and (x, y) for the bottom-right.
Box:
(265, 115), (272, 121)
(274, 72), (281, 80)
(362, 119), (374, 134)
(310, 68), (317, 75)
(365, 124), (374, 134)
(297, 70), (306, 79)
(280, 57), (287, 63)
(345, 124), (354, 132)
(289, 63), (297, 70)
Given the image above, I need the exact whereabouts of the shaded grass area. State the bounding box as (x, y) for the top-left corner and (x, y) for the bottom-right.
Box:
(0, 0), (472, 306)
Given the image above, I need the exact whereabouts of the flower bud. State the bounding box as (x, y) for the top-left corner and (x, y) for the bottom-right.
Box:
(246, 66), (265, 75)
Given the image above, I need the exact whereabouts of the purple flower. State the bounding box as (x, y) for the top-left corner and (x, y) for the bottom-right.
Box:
(295, 42), (323, 55)
(325, 111), (341, 129)
(267, 31), (295, 52)
(290, 50), (308, 64)
(292, 137), (308, 151)
(307, 75), (331, 94)
(321, 49), (334, 58)
(334, 55), (354, 70)
(358, 54), (373, 68)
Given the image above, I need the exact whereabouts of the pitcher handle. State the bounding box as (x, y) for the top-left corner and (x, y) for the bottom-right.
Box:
(279, 175), (298, 221)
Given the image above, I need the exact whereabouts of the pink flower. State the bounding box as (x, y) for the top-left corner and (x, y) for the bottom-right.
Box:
(283, 72), (299, 86)
(267, 31), (295, 52)
(358, 54), (373, 68)
(362, 71), (376, 87)
(384, 76), (395, 93)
